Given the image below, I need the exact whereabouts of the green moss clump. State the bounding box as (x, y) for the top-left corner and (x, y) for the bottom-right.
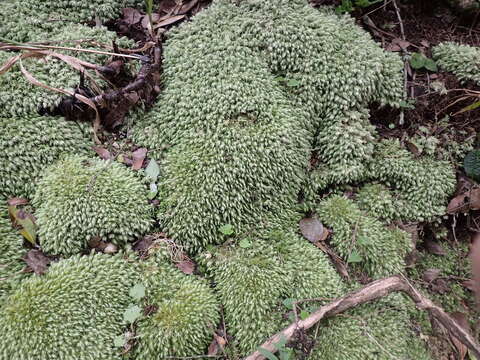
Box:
(356, 183), (397, 223)
(33, 155), (153, 255)
(0, 0), (142, 42)
(198, 229), (344, 355)
(311, 294), (432, 360)
(135, 243), (220, 359)
(0, 200), (27, 302)
(317, 195), (411, 277)
(0, 24), (134, 118)
(133, 0), (403, 251)
(0, 115), (91, 199)
(0, 253), (139, 360)
(433, 42), (480, 85)
(369, 139), (456, 222)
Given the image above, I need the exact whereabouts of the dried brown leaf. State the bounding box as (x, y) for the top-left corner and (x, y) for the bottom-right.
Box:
(299, 217), (324, 243)
(449, 312), (470, 360)
(7, 198), (28, 206)
(422, 268), (442, 283)
(207, 338), (220, 356)
(179, 0), (199, 14)
(23, 249), (50, 275)
(122, 7), (143, 25)
(447, 188), (480, 214)
(424, 239), (447, 256)
(470, 233), (480, 306)
(92, 146), (112, 160)
(176, 258), (195, 274)
(153, 15), (186, 29)
(131, 148), (147, 170)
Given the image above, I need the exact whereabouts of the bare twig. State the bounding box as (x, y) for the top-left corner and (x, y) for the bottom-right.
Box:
(391, 0), (408, 126)
(245, 275), (480, 360)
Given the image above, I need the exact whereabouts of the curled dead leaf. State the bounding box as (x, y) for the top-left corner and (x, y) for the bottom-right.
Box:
(131, 148), (147, 170)
(447, 188), (480, 214)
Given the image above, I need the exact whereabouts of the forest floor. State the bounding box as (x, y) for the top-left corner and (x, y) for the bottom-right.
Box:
(3, 0), (480, 358)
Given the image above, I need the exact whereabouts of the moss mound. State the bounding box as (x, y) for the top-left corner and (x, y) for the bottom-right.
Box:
(311, 295), (432, 360)
(0, 200), (27, 302)
(0, 253), (139, 360)
(33, 155), (153, 255)
(433, 42), (480, 85)
(135, 243), (220, 359)
(0, 0), (142, 42)
(133, 0), (404, 251)
(0, 115), (91, 199)
(0, 24), (134, 118)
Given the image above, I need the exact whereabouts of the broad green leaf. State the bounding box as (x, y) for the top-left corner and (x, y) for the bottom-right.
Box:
(147, 183), (158, 200)
(258, 347), (279, 360)
(113, 335), (125, 347)
(145, 159), (160, 181)
(347, 251), (363, 263)
(282, 298), (295, 310)
(410, 53), (426, 69)
(123, 305), (142, 323)
(464, 150), (480, 181)
(424, 58), (438, 72)
(286, 79), (300, 87)
(239, 239), (251, 248)
(219, 224), (234, 235)
(300, 310), (310, 320)
(129, 283), (146, 301)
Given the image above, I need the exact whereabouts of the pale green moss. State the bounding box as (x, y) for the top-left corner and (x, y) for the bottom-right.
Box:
(317, 195), (411, 278)
(0, 200), (27, 302)
(33, 155), (153, 256)
(0, 24), (134, 117)
(0, 253), (139, 360)
(433, 42), (480, 85)
(135, 244), (220, 359)
(0, 0), (143, 42)
(311, 294), (432, 360)
(0, 115), (91, 199)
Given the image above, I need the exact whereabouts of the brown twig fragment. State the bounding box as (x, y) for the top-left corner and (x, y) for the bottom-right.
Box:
(245, 275), (480, 360)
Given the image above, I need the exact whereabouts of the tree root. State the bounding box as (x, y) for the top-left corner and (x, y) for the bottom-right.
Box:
(245, 275), (480, 360)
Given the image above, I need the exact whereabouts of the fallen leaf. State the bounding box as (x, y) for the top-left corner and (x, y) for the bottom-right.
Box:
(420, 40), (430, 48)
(131, 148), (147, 170)
(179, 0), (199, 14)
(103, 243), (118, 254)
(145, 159), (160, 182)
(470, 233), (480, 306)
(92, 146), (112, 160)
(153, 14), (186, 29)
(213, 333), (227, 347)
(123, 305), (142, 323)
(207, 338), (220, 356)
(141, 13), (161, 29)
(7, 197), (28, 206)
(447, 188), (480, 214)
(431, 278), (450, 294)
(129, 283), (146, 301)
(422, 268), (442, 283)
(449, 312), (470, 360)
(23, 249), (50, 275)
(299, 217), (324, 243)
(405, 141), (421, 156)
(176, 258), (195, 274)
(424, 239), (447, 256)
(133, 236), (154, 253)
(461, 279), (475, 292)
(9, 206), (37, 245)
(122, 7), (143, 25)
